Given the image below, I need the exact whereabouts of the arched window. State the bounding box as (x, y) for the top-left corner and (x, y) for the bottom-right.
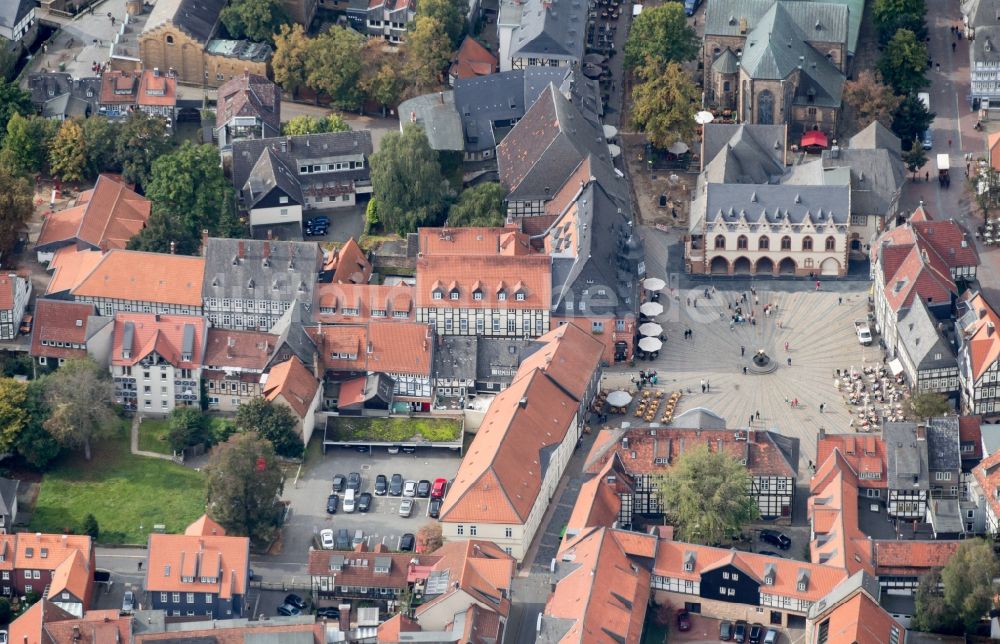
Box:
(714, 235), (726, 249)
(737, 235), (748, 250)
(802, 236), (814, 251)
(166, 34), (175, 45)
(758, 236), (770, 250)
(825, 236), (836, 251)
(780, 236), (791, 250)
(723, 81), (731, 92)
(758, 90), (775, 125)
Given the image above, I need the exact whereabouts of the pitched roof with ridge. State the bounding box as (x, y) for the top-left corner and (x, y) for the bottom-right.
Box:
(36, 174), (150, 252)
(48, 549), (91, 604)
(142, 0), (226, 42)
(145, 530), (249, 599)
(958, 290), (1000, 381)
(185, 514), (226, 536)
(62, 249), (205, 307)
(29, 299), (100, 361)
(203, 328), (275, 371)
(808, 449), (874, 576)
(509, 0), (587, 62)
(816, 432), (887, 488)
(806, 571), (903, 644)
(263, 356), (320, 418)
(450, 36), (498, 81)
(202, 238), (321, 311)
(110, 313), (208, 368)
(216, 73), (281, 134)
(324, 238), (372, 285)
(313, 283), (415, 324)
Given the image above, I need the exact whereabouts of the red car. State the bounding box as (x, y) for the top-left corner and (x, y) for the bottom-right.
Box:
(431, 478), (448, 499)
(677, 609), (692, 631)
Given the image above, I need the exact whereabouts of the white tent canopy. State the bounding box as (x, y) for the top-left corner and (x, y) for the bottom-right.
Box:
(638, 337), (663, 352)
(640, 302), (663, 316)
(639, 322), (663, 336)
(643, 277), (666, 291)
(607, 390), (633, 406)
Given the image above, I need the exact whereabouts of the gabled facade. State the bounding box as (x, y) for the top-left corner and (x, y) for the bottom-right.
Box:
(365, 0), (415, 43)
(805, 572), (905, 644)
(0, 273), (31, 340)
(883, 422), (930, 520)
(214, 74), (281, 150)
(956, 291), (1000, 417)
(497, 0), (585, 71)
(896, 297), (959, 398)
(27, 73), (100, 121)
(262, 356), (322, 445)
(0, 0), (34, 44)
(201, 328), (274, 412)
(137, 69), (177, 128)
(965, 0), (1000, 108)
(144, 515), (250, 619)
(309, 546), (439, 602)
(12, 533), (94, 611)
(29, 300), (111, 368)
(98, 70), (139, 118)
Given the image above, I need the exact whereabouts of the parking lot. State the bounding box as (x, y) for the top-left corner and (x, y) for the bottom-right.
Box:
(279, 445), (463, 564)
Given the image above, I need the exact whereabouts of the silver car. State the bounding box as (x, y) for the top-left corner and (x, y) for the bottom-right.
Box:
(403, 480), (417, 497)
(122, 590), (135, 612)
(399, 498), (414, 517)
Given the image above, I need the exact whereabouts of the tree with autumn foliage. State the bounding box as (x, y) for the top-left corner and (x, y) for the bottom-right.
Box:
(842, 70), (903, 131)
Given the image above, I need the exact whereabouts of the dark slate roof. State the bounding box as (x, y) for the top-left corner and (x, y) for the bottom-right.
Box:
(231, 132), (373, 204)
(434, 336), (478, 382)
(244, 147), (303, 208)
(671, 407), (728, 429)
(924, 416), (962, 473)
(475, 337), (536, 382)
(739, 2), (845, 107)
(705, 0), (849, 52)
(215, 74), (281, 134)
(510, 0), (587, 62)
(202, 238), (322, 313)
(712, 48), (740, 74)
(143, 0), (226, 43)
(0, 478), (18, 517)
(702, 183), (850, 226)
(848, 121), (902, 156)
(27, 73), (101, 117)
(397, 91), (464, 151)
(43, 94), (92, 119)
(898, 297), (956, 376)
(702, 124), (787, 184)
(820, 147), (904, 218)
(0, 0), (32, 33)
(453, 67), (567, 153)
(883, 421), (930, 490)
(267, 301), (318, 365)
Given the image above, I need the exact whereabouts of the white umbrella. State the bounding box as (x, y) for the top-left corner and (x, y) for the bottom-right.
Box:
(607, 390), (632, 406)
(695, 110), (715, 125)
(643, 277), (666, 291)
(603, 124), (619, 139)
(608, 143), (621, 158)
(640, 302), (663, 316)
(638, 337), (663, 352)
(668, 141), (689, 155)
(639, 322), (663, 336)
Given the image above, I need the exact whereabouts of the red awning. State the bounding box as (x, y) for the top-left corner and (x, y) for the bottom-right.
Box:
(801, 130), (829, 148)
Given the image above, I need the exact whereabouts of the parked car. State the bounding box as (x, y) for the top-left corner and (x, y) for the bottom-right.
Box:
(277, 603), (301, 617)
(676, 609), (691, 632)
(343, 489), (356, 513)
(335, 528), (350, 550)
(304, 225), (328, 237)
(388, 444), (400, 454)
(320, 529), (335, 549)
(316, 606), (340, 619)
(332, 474), (346, 492)
(763, 629), (778, 644)
(759, 529), (791, 550)
(374, 474), (388, 496)
(326, 494), (339, 514)
(403, 479), (417, 497)
(416, 479), (431, 498)
(307, 216), (330, 227)
(431, 478), (447, 499)
(399, 533), (415, 551)
(284, 594), (307, 610)
(428, 497), (442, 518)
(18, 314), (32, 335)
(720, 620), (733, 641)
(399, 498), (414, 517)
(346, 472), (362, 492)
(734, 620), (748, 643)
(122, 590), (135, 612)
(749, 623), (763, 644)
(352, 529), (365, 547)
(389, 474), (404, 496)
(358, 492), (373, 512)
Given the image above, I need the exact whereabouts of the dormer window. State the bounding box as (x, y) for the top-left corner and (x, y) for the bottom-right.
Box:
(449, 288), (460, 300)
(498, 291), (507, 301)
(515, 292), (525, 301)
(473, 291), (483, 301)
(433, 291), (442, 300)
(797, 581), (806, 591)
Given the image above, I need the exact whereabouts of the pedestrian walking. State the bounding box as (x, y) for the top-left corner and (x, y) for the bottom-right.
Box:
(138, 561), (143, 571)
(687, 297), (691, 306)
(741, 345), (745, 357)
(838, 296), (842, 305)
(953, 41), (957, 52)
(793, 398), (798, 408)
(787, 357), (792, 366)
(819, 403), (825, 413)
(706, 381), (710, 392)
(784, 341), (789, 351)
(749, 414), (754, 426)
(755, 410), (760, 420)
(743, 365), (748, 374)
(926, 171), (929, 182)
(700, 379), (705, 393)
(815, 280), (821, 290)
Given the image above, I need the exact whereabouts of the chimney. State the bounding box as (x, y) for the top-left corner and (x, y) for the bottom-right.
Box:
(238, 241), (245, 260)
(201, 229), (210, 256)
(989, 322), (996, 337)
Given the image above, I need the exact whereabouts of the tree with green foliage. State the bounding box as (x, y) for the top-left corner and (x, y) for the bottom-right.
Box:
(167, 407), (210, 452)
(81, 513), (100, 540)
(305, 26), (365, 110)
(370, 123), (452, 234)
(448, 183), (506, 227)
(49, 119), (87, 183)
(0, 378), (26, 455)
(404, 17), (453, 92)
(0, 597), (11, 625)
(15, 379), (61, 469)
(879, 29), (929, 95)
(365, 197), (380, 234)
(905, 391), (952, 419)
(0, 80), (31, 145)
(842, 70), (903, 131)
(655, 444), (759, 545)
(0, 169), (33, 259)
(205, 433), (285, 545)
(903, 140), (927, 177)
(130, 142), (239, 254)
(418, 0), (467, 48)
(0, 37), (18, 81)
(115, 111), (172, 188)
(235, 397), (303, 459)
(974, 165), (1000, 213)
(872, 0), (927, 44)
(914, 539), (999, 633)
(81, 117), (121, 180)
(359, 40), (405, 109)
(632, 59), (698, 149)
(892, 93), (935, 150)
(624, 3), (699, 69)
(271, 23), (311, 99)
(220, 0), (290, 42)
(281, 113), (351, 135)
(42, 358), (118, 461)
(2, 113), (57, 175)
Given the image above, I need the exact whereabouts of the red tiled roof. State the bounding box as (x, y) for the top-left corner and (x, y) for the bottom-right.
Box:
(812, 585), (902, 644)
(9, 599), (78, 644)
(307, 324), (368, 372)
(203, 328), (274, 370)
(324, 238), (372, 285)
(216, 74), (281, 134)
(15, 533), (93, 574)
(516, 323), (604, 402)
(0, 273), (24, 310)
(366, 321), (433, 376)
(959, 291), (1000, 381)
(415, 254), (550, 309)
(99, 71), (138, 105)
(313, 283), (415, 324)
(136, 622), (322, 643)
(66, 249), (205, 307)
(808, 450), (874, 577)
(30, 300), (98, 360)
(308, 548), (439, 589)
(137, 70), (176, 107)
(973, 450), (1000, 525)
(145, 529), (249, 600)
(48, 549), (91, 603)
(419, 540), (514, 615)
(449, 37), (498, 81)
(564, 458), (626, 543)
(816, 433), (887, 489)
(37, 175), (150, 252)
(960, 415), (983, 461)
(263, 356), (320, 418)
(110, 313), (207, 369)
(872, 540), (960, 575)
(46, 248), (104, 295)
(185, 514), (226, 537)
(546, 528), (652, 644)
(42, 609), (132, 644)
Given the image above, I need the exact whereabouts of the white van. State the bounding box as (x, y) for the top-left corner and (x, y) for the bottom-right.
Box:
(343, 489), (356, 513)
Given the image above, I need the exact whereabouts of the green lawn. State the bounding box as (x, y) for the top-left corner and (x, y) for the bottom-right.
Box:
(329, 416), (462, 443)
(137, 418), (173, 455)
(30, 429), (206, 545)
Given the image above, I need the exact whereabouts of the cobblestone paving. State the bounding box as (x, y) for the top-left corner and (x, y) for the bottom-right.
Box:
(625, 286), (877, 478)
